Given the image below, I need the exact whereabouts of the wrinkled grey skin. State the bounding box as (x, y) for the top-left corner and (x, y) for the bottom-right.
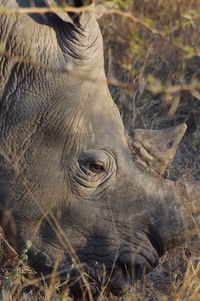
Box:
(0, 0), (199, 299)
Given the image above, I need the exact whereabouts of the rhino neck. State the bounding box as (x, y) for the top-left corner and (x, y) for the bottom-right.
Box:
(155, 178), (200, 251)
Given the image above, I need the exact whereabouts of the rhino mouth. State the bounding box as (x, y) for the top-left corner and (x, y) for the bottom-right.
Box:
(59, 247), (159, 298)
(109, 251), (158, 296)
(28, 230), (160, 298)
(108, 246), (159, 297)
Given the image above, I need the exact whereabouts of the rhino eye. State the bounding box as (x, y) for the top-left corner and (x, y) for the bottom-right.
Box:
(89, 162), (105, 173)
(78, 150), (108, 176)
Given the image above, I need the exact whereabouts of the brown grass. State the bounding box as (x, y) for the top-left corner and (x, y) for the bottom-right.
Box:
(0, 0), (200, 300)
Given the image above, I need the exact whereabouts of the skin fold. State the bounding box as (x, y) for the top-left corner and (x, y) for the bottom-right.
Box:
(0, 0), (199, 298)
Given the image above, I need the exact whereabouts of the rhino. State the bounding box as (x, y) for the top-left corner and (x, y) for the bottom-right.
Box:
(0, 0), (199, 299)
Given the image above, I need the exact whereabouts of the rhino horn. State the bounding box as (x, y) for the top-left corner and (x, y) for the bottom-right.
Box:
(130, 124), (187, 175)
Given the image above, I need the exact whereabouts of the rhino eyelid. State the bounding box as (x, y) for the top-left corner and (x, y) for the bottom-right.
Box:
(88, 161), (106, 173)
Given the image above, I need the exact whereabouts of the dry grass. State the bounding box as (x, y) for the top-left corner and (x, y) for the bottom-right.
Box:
(0, 0), (200, 300)
(0, 234), (199, 300)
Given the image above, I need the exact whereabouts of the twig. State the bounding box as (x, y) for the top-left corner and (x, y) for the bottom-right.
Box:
(146, 83), (200, 100)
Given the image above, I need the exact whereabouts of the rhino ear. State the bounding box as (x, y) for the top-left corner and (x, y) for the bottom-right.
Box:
(45, 0), (93, 23)
(130, 124), (187, 175)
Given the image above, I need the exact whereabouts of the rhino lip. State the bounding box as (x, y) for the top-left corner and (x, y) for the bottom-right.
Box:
(108, 250), (159, 297)
(119, 253), (155, 279)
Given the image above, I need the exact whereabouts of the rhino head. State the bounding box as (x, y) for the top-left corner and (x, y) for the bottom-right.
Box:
(0, 0), (199, 299)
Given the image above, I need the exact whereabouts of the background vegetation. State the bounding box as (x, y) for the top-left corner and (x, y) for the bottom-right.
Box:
(100, 0), (200, 299)
(0, 0), (200, 300)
